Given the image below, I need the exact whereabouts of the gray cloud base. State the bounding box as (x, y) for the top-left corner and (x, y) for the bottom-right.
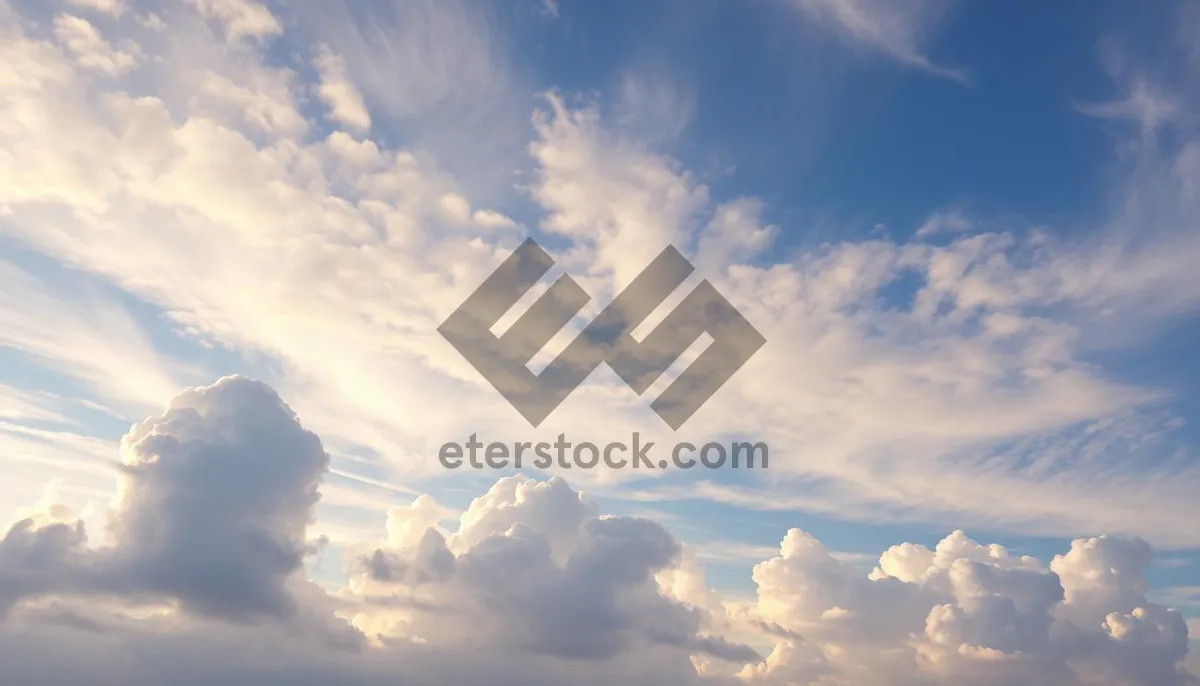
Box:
(0, 376), (1193, 685)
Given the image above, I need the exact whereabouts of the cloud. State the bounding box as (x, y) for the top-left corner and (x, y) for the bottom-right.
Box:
(0, 0), (1197, 681)
(0, 374), (1194, 683)
(189, 66), (309, 137)
(448, 476), (596, 556)
(286, 0), (534, 200)
(191, 0), (281, 43)
(614, 67), (698, 145)
(792, 0), (970, 84)
(529, 92), (710, 289)
(0, 263), (182, 415)
(915, 207), (973, 239)
(0, 428), (1195, 684)
(345, 475), (757, 665)
(2, 0), (1200, 551)
(0, 518), (88, 617)
(0, 376), (331, 623)
(0, 384), (765, 680)
(1077, 79), (1185, 135)
(742, 528), (1196, 685)
(66, 0), (124, 15)
(52, 13), (141, 76)
(105, 375), (329, 620)
(297, 0), (508, 121)
(0, 386), (74, 424)
(313, 44), (372, 133)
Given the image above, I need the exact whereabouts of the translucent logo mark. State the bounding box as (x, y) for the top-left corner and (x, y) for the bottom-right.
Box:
(439, 239), (766, 429)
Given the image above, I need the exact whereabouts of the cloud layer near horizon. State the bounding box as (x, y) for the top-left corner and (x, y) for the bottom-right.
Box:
(0, 375), (1195, 685)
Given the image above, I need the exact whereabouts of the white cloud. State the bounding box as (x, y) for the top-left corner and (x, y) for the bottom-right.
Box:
(299, 0), (508, 121)
(189, 67), (308, 137)
(437, 192), (472, 225)
(743, 527), (1196, 685)
(447, 476), (596, 557)
(0, 263), (182, 414)
(793, 0), (970, 84)
(0, 386), (72, 424)
(66, 0), (124, 16)
(313, 44), (371, 133)
(191, 0), (281, 42)
(0, 413), (1195, 684)
(530, 93), (710, 290)
(0, 376), (332, 623)
(136, 12), (167, 31)
(0, 383), (761, 681)
(1077, 79), (1185, 135)
(0, 1), (1196, 681)
(471, 209), (518, 230)
(614, 68), (698, 144)
(2, 0), (1200, 556)
(915, 207), (973, 238)
(287, 0), (534, 201)
(52, 14), (141, 76)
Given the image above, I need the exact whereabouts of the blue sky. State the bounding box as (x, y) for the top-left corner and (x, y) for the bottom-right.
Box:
(0, 0), (1199, 683)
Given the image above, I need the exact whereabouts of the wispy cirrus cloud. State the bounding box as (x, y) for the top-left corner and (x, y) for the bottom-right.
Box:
(66, 0), (123, 15)
(792, 0), (971, 84)
(2, 0), (1200, 549)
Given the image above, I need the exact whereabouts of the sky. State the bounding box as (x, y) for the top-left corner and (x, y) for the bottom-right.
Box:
(0, 0), (1199, 684)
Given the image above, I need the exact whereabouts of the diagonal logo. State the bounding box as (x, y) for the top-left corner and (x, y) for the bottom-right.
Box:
(439, 239), (766, 430)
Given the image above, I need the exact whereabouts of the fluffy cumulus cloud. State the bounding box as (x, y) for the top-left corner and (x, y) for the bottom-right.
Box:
(0, 377), (1194, 685)
(745, 530), (1197, 685)
(0, 375), (329, 622)
(106, 376), (328, 620)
